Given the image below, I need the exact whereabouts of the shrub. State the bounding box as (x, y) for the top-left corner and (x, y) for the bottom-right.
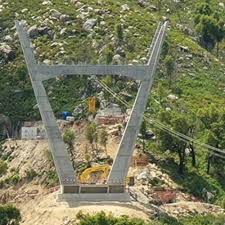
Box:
(63, 129), (75, 146)
(0, 204), (21, 225)
(44, 170), (59, 187)
(76, 211), (150, 225)
(8, 174), (20, 185)
(25, 168), (38, 181)
(0, 160), (7, 177)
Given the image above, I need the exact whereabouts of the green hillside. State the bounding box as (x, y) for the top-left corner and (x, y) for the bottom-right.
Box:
(1, 0), (225, 208)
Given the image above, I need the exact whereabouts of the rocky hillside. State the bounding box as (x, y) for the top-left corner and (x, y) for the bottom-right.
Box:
(1, 0), (225, 223)
(1, 0), (224, 123)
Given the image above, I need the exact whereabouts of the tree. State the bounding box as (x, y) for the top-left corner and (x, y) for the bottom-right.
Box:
(157, 110), (197, 174)
(194, 2), (225, 54)
(115, 24), (124, 45)
(194, 1), (212, 25)
(164, 55), (176, 88)
(195, 15), (217, 50)
(99, 129), (108, 154)
(206, 121), (225, 175)
(106, 49), (113, 64)
(63, 129), (76, 168)
(0, 205), (21, 225)
(85, 123), (98, 150)
(140, 120), (147, 137)
(172, 115), (189, 174)
(102, 75), (113, 101)
(63, 129), (75, 147)
(157, 0), (163, 14)
(200, 108), (225, 175)
(213, 20), (225, 57)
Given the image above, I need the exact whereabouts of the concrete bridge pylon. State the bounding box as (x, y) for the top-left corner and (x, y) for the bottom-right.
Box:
(16, 20), (168, 202)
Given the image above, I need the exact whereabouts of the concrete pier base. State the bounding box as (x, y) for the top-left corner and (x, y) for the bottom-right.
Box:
(57, 193), (130, 202)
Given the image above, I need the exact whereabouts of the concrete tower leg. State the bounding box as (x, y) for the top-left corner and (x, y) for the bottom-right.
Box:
(107, 22), (168, 187)
(16, 22), (78, 193)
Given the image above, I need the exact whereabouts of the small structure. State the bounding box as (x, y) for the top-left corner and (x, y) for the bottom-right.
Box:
(96, 103), (125, 125)
(21, 127), (37, 140)
(132, 153), (149, 167)
(21, 121), (47, 140)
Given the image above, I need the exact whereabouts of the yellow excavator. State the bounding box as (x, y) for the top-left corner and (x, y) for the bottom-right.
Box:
(79, 165), (110, 184)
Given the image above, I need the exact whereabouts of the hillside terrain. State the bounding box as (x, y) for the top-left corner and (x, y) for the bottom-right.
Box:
(1, 0), (225, 224)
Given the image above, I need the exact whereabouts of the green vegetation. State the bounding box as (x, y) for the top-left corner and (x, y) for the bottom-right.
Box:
(25, 168), (38, 181)
(85, 123), (98, 149)
(164, 55), (176, 88)
(76, 211), (149, 225)
(1, 0), (225, 211)
(43, 170), (59, 187)
(75, 211), (225, 225)
(0, 160), (7, 177)
(0, 205), (21, 225)
(98, 128), (109, 153)
(63, 129), (75, 147)
(194, 0), (225, 55)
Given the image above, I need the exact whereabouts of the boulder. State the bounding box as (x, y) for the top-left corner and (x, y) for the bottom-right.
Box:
(138, 0), (149, 7)
(3, 35), (13, 42)
(167, 94), (178, 101)
(83, 19), (97, 32)
(0, 44), (16, 62)
(60, 28), (67, 36)
(59, 14), (71, 22)
(121, 4), (130, 11)
(97, 152), (108, 160)
(50, 9), (61, 19)
(137, 171), (148, 180)
(43, 59), (52, 65)
(42, 0), (52, 5)
(112, 54), (122, 64)
(38, 26), (50, 35)
(219, 2), (225, 8)
(28, 25), (39, 38)
(21, 8), (28, 13)
(149, 5), (157, 11)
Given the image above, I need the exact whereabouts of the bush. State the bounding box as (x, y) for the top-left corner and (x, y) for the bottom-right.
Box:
(76, 211), (150, 225)
(0, 204), (21, 225)
(0, 160), (7, 177)
(7, 174), (20, 185)
(44, 170), (59, 187)
(63, 129), (75, 146)
(25, 168), (38, 181)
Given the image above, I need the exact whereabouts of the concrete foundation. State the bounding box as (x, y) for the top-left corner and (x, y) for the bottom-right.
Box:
(61, 186), (80, 194)
(57, 193), (130, 202)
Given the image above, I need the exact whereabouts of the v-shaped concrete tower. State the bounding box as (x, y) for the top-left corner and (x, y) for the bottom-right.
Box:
(16, 21), (168, 202)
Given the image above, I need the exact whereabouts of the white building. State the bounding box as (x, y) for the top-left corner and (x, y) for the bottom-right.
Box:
(21, 121), (47, 140)
(21, 127), (38, 140)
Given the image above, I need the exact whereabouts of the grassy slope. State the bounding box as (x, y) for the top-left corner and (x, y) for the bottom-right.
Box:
(1, 0), (225, 206)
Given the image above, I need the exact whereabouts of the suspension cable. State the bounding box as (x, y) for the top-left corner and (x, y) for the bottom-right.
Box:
(93, 77), (225, 159)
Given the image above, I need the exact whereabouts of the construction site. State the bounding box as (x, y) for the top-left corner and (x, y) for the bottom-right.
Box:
(13, 20), (169, 202)
(1, 1), (225, 223)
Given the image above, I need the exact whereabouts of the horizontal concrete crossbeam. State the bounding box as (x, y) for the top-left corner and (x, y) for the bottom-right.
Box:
(38, 65), (149, 81)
